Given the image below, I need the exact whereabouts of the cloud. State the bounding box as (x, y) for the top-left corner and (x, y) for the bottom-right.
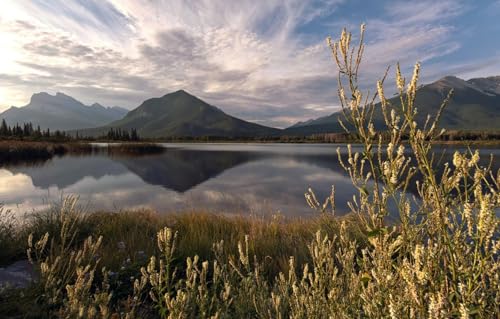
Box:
(0, 0), (495, 126)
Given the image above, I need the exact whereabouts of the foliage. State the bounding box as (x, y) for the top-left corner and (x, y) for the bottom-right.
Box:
(0, 118), (141, 142)
(100, 128), (140, 141)
(0, 207), (25, 266)
(0, 140), (93, 164)
(0, 118), (69, 140)
(0, 140), (164, 164)
(3, 203), (360, 318)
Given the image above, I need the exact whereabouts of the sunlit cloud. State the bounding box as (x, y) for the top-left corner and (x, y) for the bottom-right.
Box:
(0, 0), (498, 127)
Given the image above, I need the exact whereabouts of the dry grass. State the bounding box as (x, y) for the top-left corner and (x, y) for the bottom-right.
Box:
(15, 204), (365, 278)
(106, 143), (165, 156)
(0, 200), (365, 318)
(0, 140), (165, 164)
(0, 140), (93, 164)
(0, 207), (25, 266)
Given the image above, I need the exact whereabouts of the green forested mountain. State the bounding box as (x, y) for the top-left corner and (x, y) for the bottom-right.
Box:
(81, 90), (280, 138)
(284, 75), (500, 135)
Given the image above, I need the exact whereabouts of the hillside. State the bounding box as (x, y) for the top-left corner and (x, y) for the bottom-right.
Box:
(4, 75), (499, 138)
(82, 90), (280, 138)
(285, 75), (500, 135)
(0, 92), (127, 131)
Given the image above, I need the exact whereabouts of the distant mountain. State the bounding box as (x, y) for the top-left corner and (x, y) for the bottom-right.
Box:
(466, 76), (500, 95)
(0, 92), (128, 130)
(288, 118), (316, 128)
(284, 75), (500, 135)
(81, 90), (280, 138)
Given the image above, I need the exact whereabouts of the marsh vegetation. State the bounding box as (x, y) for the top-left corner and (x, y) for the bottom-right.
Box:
(0, 141), (165, 164)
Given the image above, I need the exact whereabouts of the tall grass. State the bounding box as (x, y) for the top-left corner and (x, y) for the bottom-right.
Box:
(0, 141), (93, 164)
(0, 207), (25, 266)
(0, 141), (165, 165)
(2, 25), (499, 318)
(0, 199), (363, 318)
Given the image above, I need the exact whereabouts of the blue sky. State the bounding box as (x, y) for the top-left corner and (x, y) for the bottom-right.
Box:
(0, 0), (499, 127)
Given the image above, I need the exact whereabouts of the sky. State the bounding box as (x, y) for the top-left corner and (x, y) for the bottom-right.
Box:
(0, 0), (499, 128)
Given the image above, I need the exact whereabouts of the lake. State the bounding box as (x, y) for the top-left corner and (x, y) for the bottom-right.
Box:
(1, 143), (498, 217)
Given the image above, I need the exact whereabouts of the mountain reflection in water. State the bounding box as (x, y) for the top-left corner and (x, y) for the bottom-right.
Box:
(1, 143), (498, 217)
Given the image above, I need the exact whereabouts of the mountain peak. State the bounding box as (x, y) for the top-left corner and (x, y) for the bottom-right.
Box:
(440, 75), (461, 81)
(157, 90), (203, 104)
(428, 75), (476, 91)
(97, 91), (279, 138)
(1, 91), (127, 131)
(29, 91), (82, 109)
(33, 91), (50, 96)
(166, 89), (193, 97)
(284, 73), (500, 135)
(436, 75), (465, 85)
(30, 92), (55, 104)
(432, 75), (500, 95)
(31, 91), (51, 100)
(91, 102), (105, 108)
(485, 75), (500, 83)
(467, 76), (500, 95)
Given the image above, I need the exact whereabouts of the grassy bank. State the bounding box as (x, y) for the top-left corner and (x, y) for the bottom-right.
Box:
(0, 140), (165, 164)
(105, 142), (166, 156)
(0, 140), (93, 163)
(0, 201), (365, 318)
(0, 202), (365, 271)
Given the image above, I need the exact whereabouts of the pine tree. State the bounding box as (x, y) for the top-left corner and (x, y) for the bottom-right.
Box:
(0, 119), (7, 136)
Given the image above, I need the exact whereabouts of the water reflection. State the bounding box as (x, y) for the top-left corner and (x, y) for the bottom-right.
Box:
(1, 143), (498, 217)
(115, 149), (262, 192)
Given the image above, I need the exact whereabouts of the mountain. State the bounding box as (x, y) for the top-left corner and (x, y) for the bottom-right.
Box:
(284, 75), (500, 135)
(0, 92), (128, 130)
(288, 118), (316, 128)
(466, 76), (500, 95)
(81, 90), (280, 138)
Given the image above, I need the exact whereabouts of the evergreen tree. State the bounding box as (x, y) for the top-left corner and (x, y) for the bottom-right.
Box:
(0, 119), (7, 136)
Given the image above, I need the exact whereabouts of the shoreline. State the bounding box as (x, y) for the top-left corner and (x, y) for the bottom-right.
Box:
(2, 137), (500, 145)
(0, 206), (363, 268)
(0, 140), (166, 163)
(1, 139), (498, 165)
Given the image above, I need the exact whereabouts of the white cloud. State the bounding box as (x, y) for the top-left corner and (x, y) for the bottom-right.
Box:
(0, 0), (489, 127)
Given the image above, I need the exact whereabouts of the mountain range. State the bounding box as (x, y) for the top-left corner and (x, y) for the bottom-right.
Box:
(1, 75), (499, 137)
(284, 75), (500, 135)
(0, 92), (128, 131)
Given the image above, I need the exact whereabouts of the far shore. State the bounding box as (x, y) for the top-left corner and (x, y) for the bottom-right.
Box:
(0, 140), (165, 164)
(2, 135), (500, 145)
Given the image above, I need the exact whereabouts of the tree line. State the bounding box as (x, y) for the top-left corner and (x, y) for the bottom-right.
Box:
(101, 127), (140, 141)
(0, 119), (141, 141)
(0, 119), (68, 139)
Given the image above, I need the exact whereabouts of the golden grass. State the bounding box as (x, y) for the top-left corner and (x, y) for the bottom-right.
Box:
(0, 202), (365, 318)
(0, 140), (166, 164)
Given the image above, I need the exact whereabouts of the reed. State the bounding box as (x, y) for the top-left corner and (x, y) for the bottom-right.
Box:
(106, 143), (166, 156)
(0, 140), (166, 164)
(0, 140), (93, 163)
(0, 199), (364, 318)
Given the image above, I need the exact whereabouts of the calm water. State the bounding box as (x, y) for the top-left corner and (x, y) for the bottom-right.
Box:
(1, 143), (498, 217)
